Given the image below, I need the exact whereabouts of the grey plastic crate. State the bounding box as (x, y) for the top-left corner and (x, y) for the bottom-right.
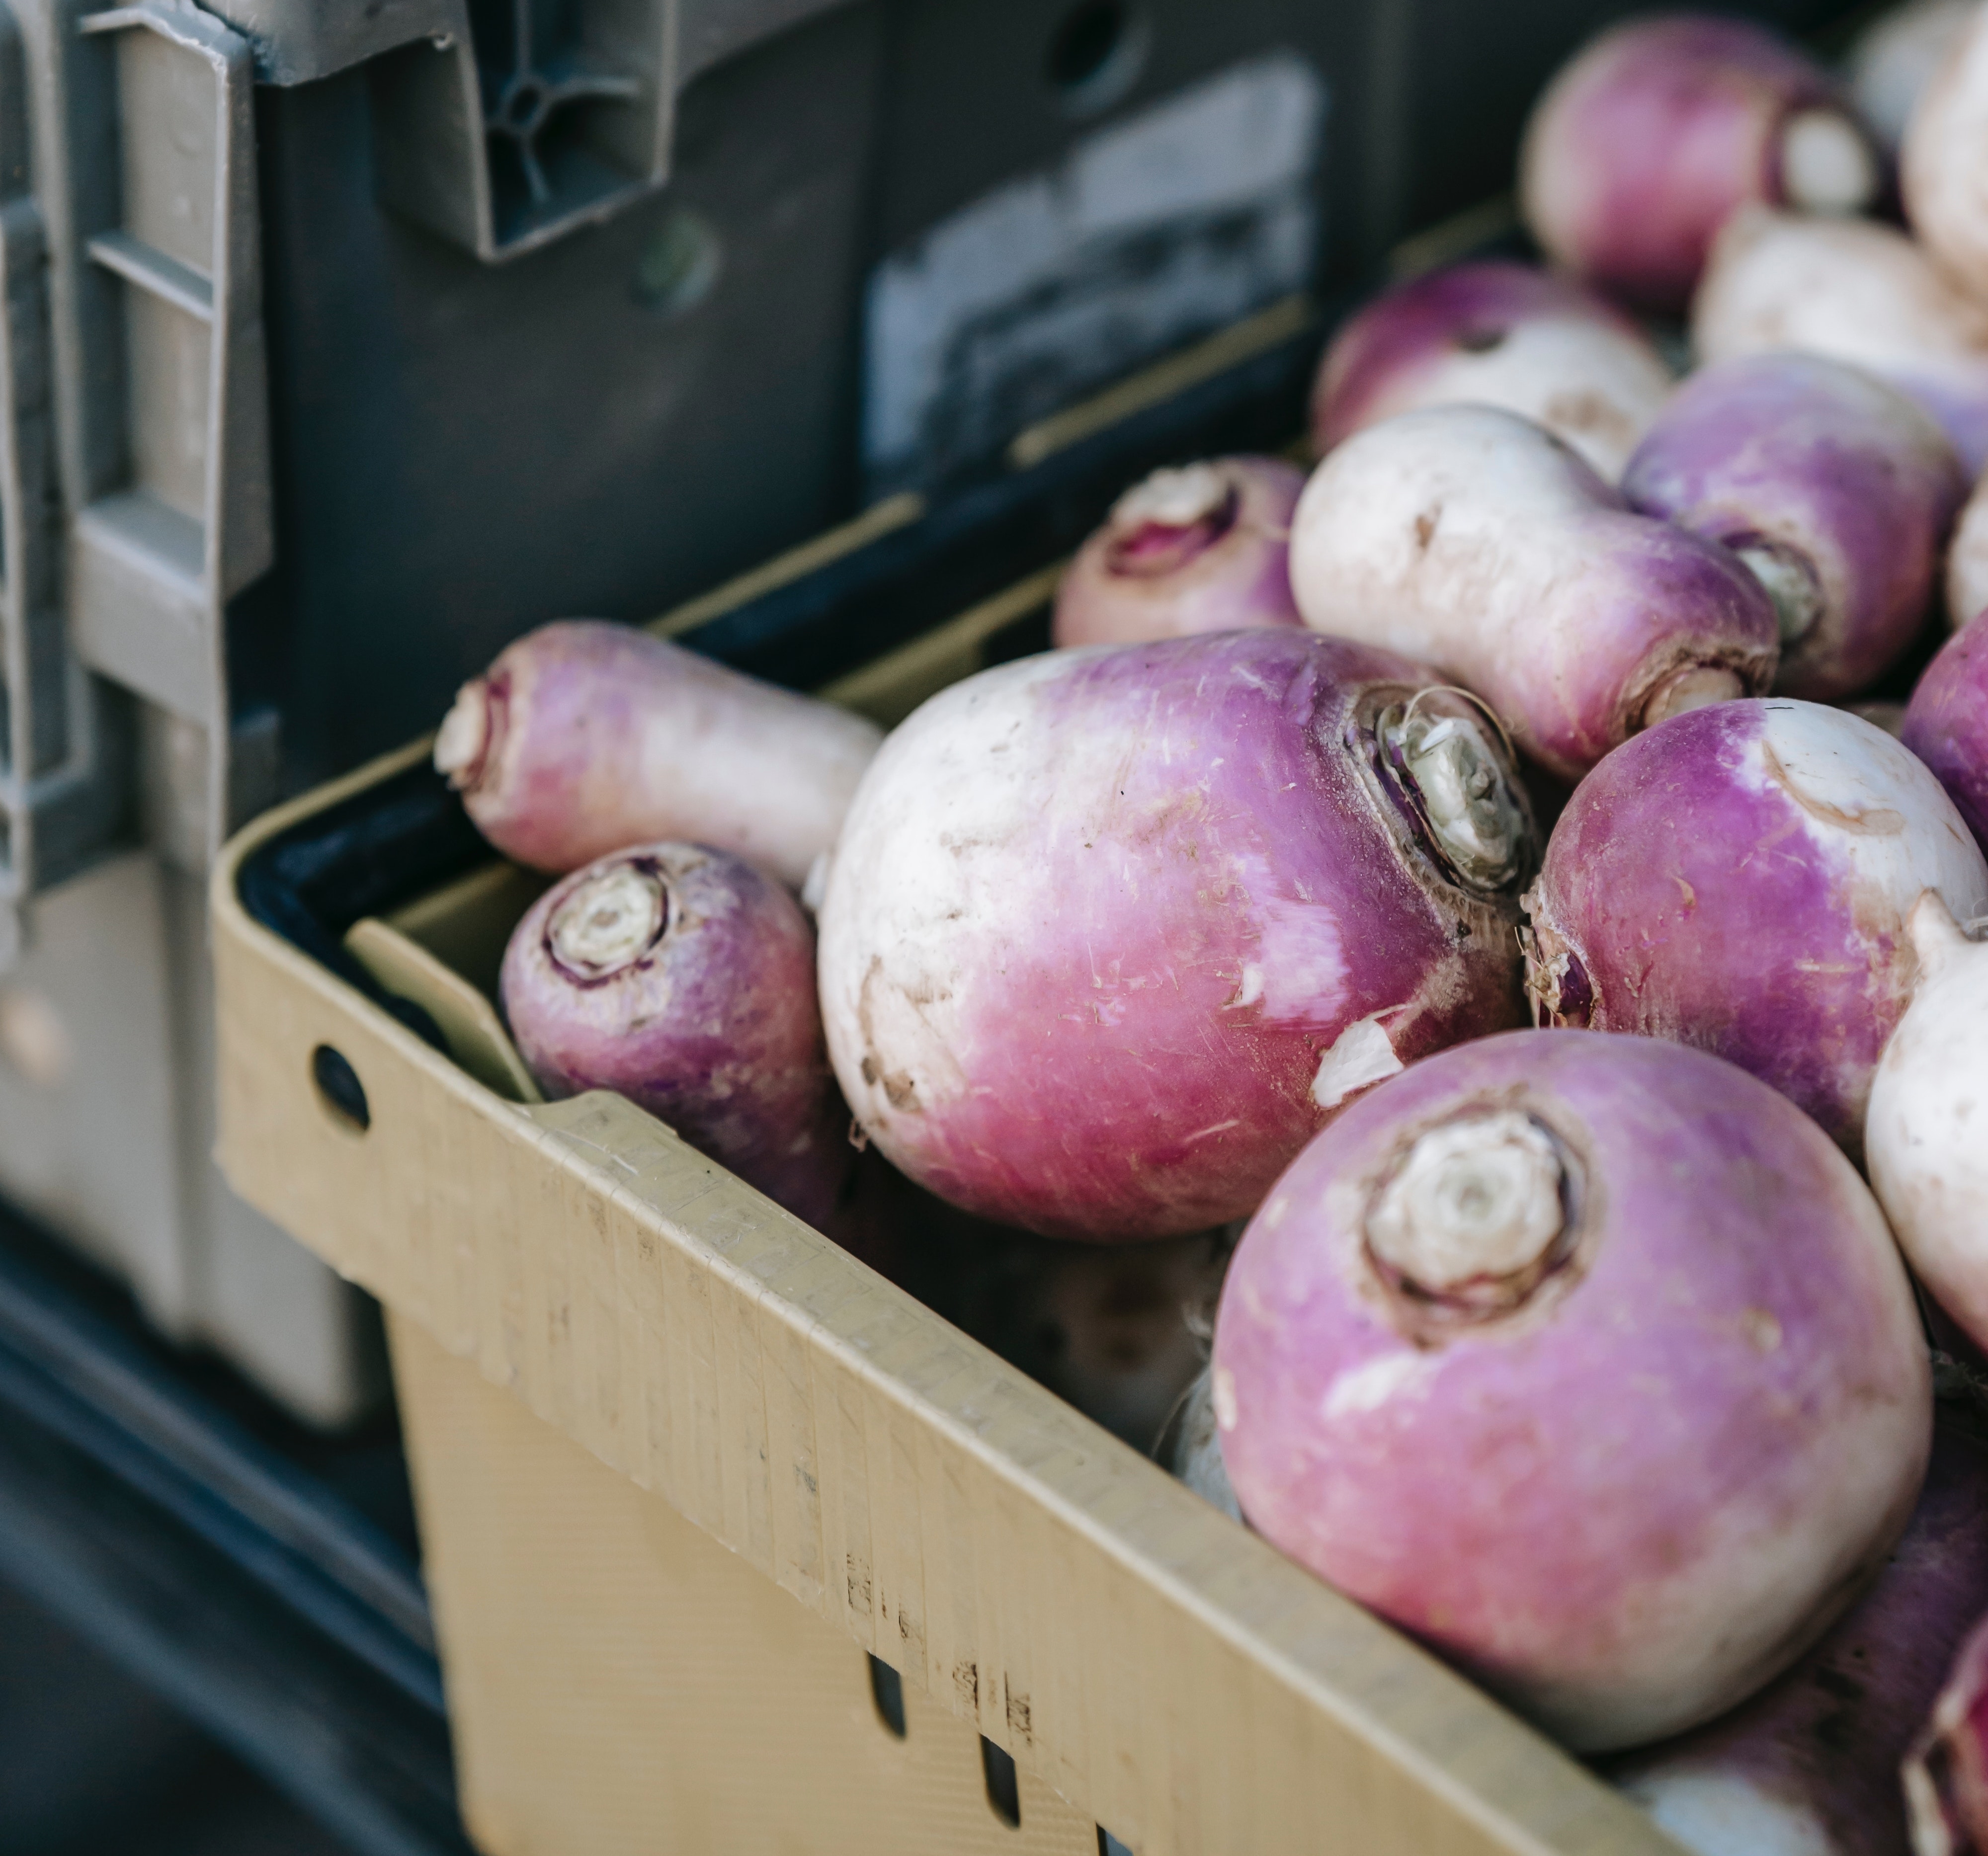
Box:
(0, 0), (1868, 1422)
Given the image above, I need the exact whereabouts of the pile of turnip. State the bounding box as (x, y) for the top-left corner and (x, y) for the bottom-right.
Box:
(427, 2), (1988, 1845)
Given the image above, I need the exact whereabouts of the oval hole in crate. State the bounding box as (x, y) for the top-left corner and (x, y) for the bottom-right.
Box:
(1045, 0), (1147, 116)
(867, 1654), (906, 1738)
(981, 1736), (1021, 1828)
(311, 1044), (371, 1132)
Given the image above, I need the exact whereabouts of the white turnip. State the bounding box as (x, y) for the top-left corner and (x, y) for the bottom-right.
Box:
(1867, 894), (1988, 1357)
(1309, 260), (1673, 480)
(1211, 1029), (1931, 1752)
(815, 630), (1536, 1241)
(1847, 0), (1976, 154)
(1903, 3), (1988, 307)
(1287, 404), (1779, 781)
(1694, 207), (1988, 474)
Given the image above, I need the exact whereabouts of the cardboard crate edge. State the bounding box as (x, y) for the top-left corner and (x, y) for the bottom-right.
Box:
(207, 753), (1685, 1856)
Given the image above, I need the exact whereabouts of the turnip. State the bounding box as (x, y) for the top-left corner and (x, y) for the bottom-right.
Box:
(1904, 613), (1988, 848)
(1906, 1589), (1988, 1853)
(1157, 1366), (1242, 1522)
(1847, 0), (1976, 154)
(1947, 479), (1988, 632)
(1867, 894), (1988, 1358)
(815, 630), (1536, 1241)
(1694, 207), (1988, 474)
(1523, 699), (1988, 1149)
(436, 619), (884, 888)
(1608, 1422), (1988, 1856)
(1211, 1028), (1932, 1753)
(1521, 15), (1882, 314)
(1308, 260), (1674, 480)
(501, 841), (850, 1226)
(1287, 404), (1780, 781)
(1621, 353), (1964, 702)
(1904, 3), (1988, 309)
(1051, 458), (1304, 649)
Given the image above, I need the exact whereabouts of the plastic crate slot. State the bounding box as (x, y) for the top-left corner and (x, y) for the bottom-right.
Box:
(866, 1653), (907, 1739)
(980, 1736), (1021, 1828)
(310, 1045), (370, 1134)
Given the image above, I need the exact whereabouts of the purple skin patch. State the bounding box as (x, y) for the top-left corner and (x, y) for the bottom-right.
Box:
(1523, 700), (1988, 1150)
(1213, 1029), (1930, 1753)
(1051, 457), (1305, 647)
(1311, 259), (1663, 463)
(1523, 15), (1861, 312)
(1623, 353), (1965, 702)
(1609, 1423), (1988, 1856)
(502, 842), (851, 1226)
(820, 631), (1535, 1241)
(1905, 612), (1988, 851)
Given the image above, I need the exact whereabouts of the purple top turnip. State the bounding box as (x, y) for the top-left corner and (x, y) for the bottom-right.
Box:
(1694, 207), (1988, 476)
(1904, 4), (1988, 309)
(1309, 260), (1674, 480)
(1868, 895), (1988, 1361)
(1051, 458), (1304, 649)
(1287, 404), (1780, 781)
(815, 631), (1536, 1242)
(1521, 15), (1881, 314)
(1523, 699), (1988, 1150)
(1904, 612), (1988, 849)
(1608, 1422), (1988, 1856)
(1622, 353), (1964, 702)
(436, 619), (884, 888)
(1211, 1029), (1931, 1753)
(1848, 0), (1976, 154)
(501, 841), (850, 1226)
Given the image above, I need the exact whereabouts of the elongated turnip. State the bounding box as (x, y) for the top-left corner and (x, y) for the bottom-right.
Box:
(1622, 353), (1964, 701)
(1904, 4), (1988, 307)
(1608, 1423), (1988, 1856)
(1905, 614), (1988, 848)
(1051, 459), (1304, 648)
(1521, 15), (1881, 313)
(501, 842), (850, 1225)
(1309, 261), (1674, 480)
(1287, 405), (1779, 780)
(1524, 699), (1988, 1149)
(1907, 1596), (1988, 1852)
(1848, 0), (1976, 154)
(1868, 895), (1988, 1358)
(816, 631), (1536, 1241)
(1212, 1029), (1932, 1753)
(436, 619), (883, 887)
(1694, 207), (1988, 474)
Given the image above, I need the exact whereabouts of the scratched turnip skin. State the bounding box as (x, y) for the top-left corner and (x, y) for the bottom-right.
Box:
(817, 631), (1537, 1242)
(1310, 260), (1674, 480)
(1212, 1030), (1931, 1753)
(1622, 353), (1964, 702)
(1523, 700), (1988, 1151)
(503, 842), (850, 1225)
